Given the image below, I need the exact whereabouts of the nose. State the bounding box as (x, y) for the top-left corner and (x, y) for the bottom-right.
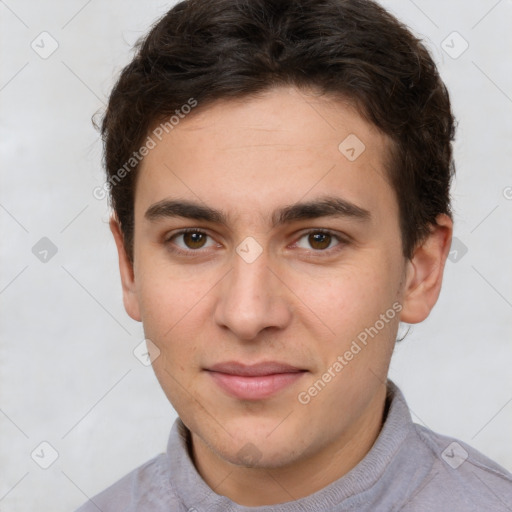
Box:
(213, 246), (292, 341)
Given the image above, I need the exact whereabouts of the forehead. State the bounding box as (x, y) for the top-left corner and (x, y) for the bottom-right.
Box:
(135, 86), (396, 225)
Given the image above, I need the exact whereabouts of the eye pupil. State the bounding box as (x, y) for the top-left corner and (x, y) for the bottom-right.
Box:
(184, 232), (206, 249)
(309, 232), (331, 250)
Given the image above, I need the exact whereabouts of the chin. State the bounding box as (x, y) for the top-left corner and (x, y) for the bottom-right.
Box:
(220, 441), (304, 469)
(208, 424), (311, 469)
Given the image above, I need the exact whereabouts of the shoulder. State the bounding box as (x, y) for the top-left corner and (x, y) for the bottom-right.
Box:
(401, 423), (512, 511)
(73, 453), (182, 512)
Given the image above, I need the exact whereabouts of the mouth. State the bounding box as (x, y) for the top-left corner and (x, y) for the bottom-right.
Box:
(204, 361), (307, 400)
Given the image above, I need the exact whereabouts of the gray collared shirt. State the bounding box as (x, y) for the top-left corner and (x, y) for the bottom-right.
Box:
(75, 381), (512, 511)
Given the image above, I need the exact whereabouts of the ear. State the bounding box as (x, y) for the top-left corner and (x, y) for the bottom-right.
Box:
(400, 213), (453, 324)
(109, 216), (141, 322)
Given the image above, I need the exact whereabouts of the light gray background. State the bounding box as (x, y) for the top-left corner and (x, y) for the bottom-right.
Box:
(1, 0), (511, 510)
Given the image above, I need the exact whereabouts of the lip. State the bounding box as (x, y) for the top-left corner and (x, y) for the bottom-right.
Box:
(205, 361), (307, 400)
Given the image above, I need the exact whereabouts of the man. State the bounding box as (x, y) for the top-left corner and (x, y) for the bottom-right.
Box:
(78, 0), (512, 510)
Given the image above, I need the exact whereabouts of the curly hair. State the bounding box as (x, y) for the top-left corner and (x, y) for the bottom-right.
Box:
(100, 0), (456, 263)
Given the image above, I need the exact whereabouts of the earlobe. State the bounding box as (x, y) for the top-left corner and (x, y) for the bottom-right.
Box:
(399, 214), (453, 324)
(109, 216), (142, 322)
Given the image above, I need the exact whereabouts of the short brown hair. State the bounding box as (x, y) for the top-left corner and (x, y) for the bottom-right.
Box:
(100, 0), (456, 263)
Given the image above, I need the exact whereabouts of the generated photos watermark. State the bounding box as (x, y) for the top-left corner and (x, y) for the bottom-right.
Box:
(298, 301), (403, 405)
(93, 98), (198, 200)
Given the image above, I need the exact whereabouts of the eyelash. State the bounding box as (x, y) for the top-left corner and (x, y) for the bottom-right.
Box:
(164, 228), (348, 258)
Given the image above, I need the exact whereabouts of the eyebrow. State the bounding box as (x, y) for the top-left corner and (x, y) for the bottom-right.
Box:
(144, 196), (371, 227)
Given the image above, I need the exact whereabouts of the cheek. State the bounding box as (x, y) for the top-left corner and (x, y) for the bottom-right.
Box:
(297, 256), (401, 361)
(138, 273), (204, 408)
(136, 256), (202, 329)
(304, 262), (392, 325)
(136, 282), (194, 384)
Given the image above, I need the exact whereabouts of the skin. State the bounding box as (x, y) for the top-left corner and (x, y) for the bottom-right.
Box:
(110, 86), (453, 506)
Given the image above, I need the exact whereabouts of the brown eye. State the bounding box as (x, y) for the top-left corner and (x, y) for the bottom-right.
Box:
(166, 229), (219, 256)
(294, 230), (344, 253)
(308, 232), (332, 250)
(182, 231), (207, 249)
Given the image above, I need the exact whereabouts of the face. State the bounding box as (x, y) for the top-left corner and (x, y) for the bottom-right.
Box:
(112, 86), (451, 483)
